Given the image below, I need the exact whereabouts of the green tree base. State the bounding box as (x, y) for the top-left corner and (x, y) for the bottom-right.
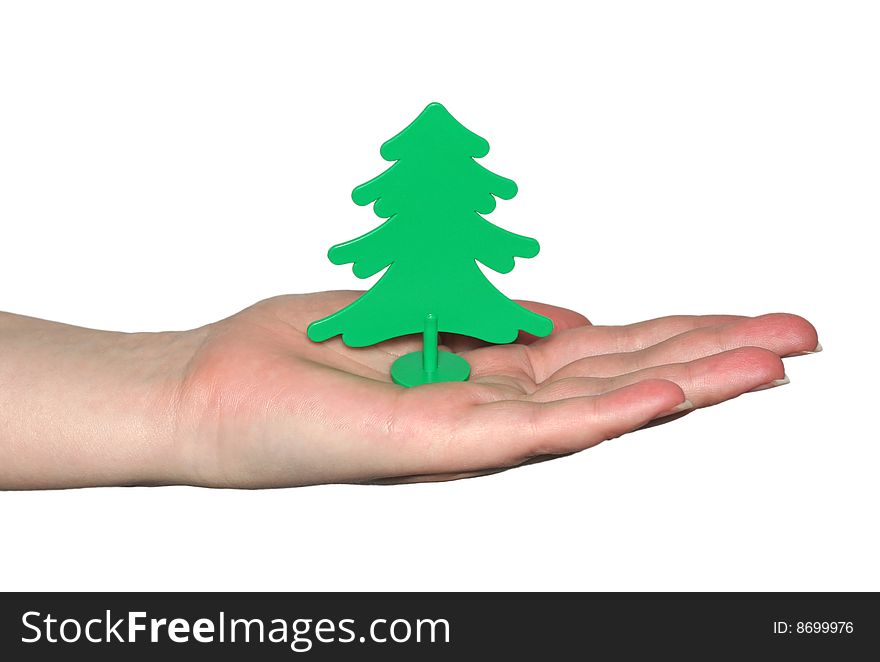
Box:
(390, 351), (471, 387)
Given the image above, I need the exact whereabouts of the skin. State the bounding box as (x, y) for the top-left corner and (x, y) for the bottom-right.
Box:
(0, 291), (820, 490)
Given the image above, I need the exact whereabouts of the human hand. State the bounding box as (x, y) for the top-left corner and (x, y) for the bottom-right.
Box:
(172, 292), (819, 487)
(0, 292), (820, 489)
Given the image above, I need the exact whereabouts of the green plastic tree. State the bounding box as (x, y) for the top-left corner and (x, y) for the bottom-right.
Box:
(307, 102), (552, 386)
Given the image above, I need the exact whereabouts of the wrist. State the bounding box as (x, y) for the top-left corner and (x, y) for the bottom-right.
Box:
(0, 312), (205, 489)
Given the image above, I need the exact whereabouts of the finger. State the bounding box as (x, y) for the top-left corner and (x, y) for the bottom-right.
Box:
(546, 313), (818, 380)
(432, 379), (687, 471)
(516, 299), (591, 332)
(533, 347), (786, 408)
(360, 468), (508, 484)
(526, 314), (745, 381)
(442, 299), (591, 353)
(463, 343), (536, 394)
(459, 314), (746, 388)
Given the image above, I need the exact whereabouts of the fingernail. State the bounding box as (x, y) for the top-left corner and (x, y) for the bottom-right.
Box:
(788, 342), (822, 357)
(657, 399), (694, 417)
(637, 400), (695, 429)
(748, 375), (790, 392)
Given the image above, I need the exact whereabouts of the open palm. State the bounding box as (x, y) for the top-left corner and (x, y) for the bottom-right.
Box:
(173, 291), (819, 487)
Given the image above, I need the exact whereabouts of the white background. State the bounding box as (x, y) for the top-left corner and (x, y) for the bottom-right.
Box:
(1, 1), (877, 591)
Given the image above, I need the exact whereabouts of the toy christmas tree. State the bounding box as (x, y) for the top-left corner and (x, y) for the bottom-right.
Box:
(307, 102), (552, 387)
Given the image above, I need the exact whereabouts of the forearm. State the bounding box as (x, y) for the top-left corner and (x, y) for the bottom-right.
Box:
(0, 312), (196, 489)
